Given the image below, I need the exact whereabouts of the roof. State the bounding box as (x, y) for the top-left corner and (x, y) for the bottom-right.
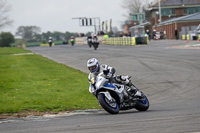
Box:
(130, 22), (150, 29)
(154, 12), (200, 27)
(152, 0), (200, 7)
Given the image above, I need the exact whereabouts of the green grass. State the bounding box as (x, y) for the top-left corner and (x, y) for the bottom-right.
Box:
(0, 47), (99, 114)
(0, 47), (32, 55)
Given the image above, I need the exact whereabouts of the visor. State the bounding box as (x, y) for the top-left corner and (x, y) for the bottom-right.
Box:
(89, 65), (96, 71)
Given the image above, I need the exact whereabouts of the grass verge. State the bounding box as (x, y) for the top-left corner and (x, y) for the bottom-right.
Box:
(0, 47), (99, 116)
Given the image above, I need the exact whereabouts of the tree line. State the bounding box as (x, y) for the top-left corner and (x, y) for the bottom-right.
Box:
(0, 25), (81, 47)
(15, 25), (78, 42)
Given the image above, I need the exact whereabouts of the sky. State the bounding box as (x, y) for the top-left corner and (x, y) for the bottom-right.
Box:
(4, 0), (127, 34)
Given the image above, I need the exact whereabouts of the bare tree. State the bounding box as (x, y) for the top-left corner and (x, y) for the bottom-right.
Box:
(0, 0), (13, 30)
(121, 0), (156, 15)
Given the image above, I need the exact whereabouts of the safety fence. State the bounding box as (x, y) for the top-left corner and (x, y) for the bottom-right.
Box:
(105, 37), (148, 45)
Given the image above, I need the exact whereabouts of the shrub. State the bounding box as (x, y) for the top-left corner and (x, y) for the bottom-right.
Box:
(0, 32), (15, 47)
(42, 40), (47, 44)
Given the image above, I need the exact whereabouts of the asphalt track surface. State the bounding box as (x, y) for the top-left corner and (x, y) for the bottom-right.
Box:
(1, 40), (200, 133)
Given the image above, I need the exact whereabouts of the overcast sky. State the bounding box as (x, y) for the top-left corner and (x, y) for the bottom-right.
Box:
(4, 0), (127, 34)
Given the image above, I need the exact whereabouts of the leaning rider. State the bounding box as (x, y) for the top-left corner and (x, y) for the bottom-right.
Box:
(87, 58), (142, 97)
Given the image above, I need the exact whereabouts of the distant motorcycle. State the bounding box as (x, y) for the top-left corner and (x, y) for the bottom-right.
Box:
(92, 38), (99, 50)
(70, 38), (75, 46)
(89, 71), (149, 114)
(87, 38), (92, 48)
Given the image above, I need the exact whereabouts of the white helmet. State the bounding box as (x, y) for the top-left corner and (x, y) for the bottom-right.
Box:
(87, 58), (100, 72)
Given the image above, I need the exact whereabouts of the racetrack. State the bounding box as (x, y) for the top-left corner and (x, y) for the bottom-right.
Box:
(1, 40), (200, 133)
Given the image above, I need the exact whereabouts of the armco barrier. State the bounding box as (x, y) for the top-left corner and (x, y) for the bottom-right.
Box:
(105, 37), (148, 45)
(40, 43), (55, 46)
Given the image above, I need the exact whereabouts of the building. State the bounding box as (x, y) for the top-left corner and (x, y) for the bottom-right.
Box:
(153, 12), (200, 39)
(130, 13), (145, 24)
(123, 13), (145, 35)
(124, 20), (139, 35)
(149, 0), (200, 25)
(148, 0), (200, 39)
(124, 0), (200, 39)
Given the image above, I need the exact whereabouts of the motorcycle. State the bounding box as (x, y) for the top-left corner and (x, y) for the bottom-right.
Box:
(49, 42), (52, 47)
(92, 38), (99, 50)
(70, 38), (75, 46)
(89, 72), (149, 114)
(87, 38), (92, 48)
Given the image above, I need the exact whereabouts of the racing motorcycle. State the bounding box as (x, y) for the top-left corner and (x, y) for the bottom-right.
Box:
(70, 38), (75, 46)
(87, 38), (92, 48)
(92, 38), (99, 50)
(89, 72), (149, 114)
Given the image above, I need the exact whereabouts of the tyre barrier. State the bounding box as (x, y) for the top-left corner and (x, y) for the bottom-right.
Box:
(105, 37), (148, 45)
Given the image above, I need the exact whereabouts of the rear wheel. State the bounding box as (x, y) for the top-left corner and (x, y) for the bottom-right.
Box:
(98, 93), (119, 114)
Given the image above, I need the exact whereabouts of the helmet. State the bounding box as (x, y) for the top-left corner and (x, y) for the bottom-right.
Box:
(87, 58), (100, 72)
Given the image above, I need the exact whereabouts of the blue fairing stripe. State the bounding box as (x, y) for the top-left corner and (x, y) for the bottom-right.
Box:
(105, 83), (116, 88)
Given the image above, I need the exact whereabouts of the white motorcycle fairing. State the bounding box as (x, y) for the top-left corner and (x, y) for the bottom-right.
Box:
(88, 71), (149, 114)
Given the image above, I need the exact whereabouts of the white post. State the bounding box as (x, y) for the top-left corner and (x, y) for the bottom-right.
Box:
(159, 0), (162, 23)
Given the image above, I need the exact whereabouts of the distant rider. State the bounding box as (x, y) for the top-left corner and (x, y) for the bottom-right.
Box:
(87, 35), (92, 42)
(70, 36), (75, 45)
(92, 34), (98, 42)
(70, 36), (74, 40)
(48, 37), (53, 47)
(87, 58), (141, 97)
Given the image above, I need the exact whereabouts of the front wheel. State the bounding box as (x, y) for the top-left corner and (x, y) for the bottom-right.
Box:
(98, 93), (119, 114)
(135, 95), (149, 111)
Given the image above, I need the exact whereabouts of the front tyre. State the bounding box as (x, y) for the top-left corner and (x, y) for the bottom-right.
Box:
(98, 93), (119, 114)
(135, 95), (149, 111)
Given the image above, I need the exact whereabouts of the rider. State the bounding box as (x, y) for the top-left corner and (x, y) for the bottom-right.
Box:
(87, 35), (92, 42)
(70, 36), (75, 44)
(92, 34), (98, 42)
(87, 58), (141, 97)
(70, 36), (75, 41)
(48, 37), (53, 47)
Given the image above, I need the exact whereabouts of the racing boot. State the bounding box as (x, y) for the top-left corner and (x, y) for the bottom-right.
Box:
(127, 82), (142, 98)
(116, 75), (142, 97)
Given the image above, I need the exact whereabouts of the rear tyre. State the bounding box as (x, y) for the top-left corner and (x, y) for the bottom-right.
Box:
(98, 93), (119, 114)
